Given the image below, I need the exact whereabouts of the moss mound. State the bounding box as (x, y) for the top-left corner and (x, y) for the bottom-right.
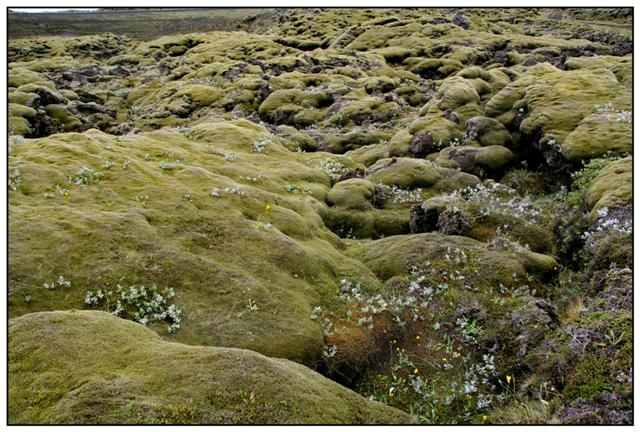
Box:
(9, 310), (411, 424)
(8, 124), (381, 366)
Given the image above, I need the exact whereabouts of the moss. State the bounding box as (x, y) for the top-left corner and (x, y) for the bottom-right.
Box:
(9, 103), (37, 119)
(327, 179), (375, 211)
(15, 84), (66, 105)
(474, 145), (514, 170)
(323, 208), (376, 239)
(564, 55), (632, 86)
(174, 85), (224, 107)
(409, 114), (462, 153)
(463, 116), (512, 147)
(364, 76), (397, 94)
(9, 116), (33, 136)
(44, 104), (84, 132)
(324, 130), (391, 154)
(6, 123), (377, 366)
(516, 249), (559, 280)
(561, 113), (631, 162)
(8, 67), (52, 88)
(564, 353), (612, 400)
(366, 158), (441, 189)
(521, 66), (624, 143)
(107, 54), (141, 65)
(258, 89), (332, 125)
(329, 97), (399, 127)
(584, 157), (631, 220)
(9, 310), (412, 424)
(8, 91), (40, 107)
(436, 145), (513, 175)
(410, 58), (463, 79)
(358, 232), (530, 287)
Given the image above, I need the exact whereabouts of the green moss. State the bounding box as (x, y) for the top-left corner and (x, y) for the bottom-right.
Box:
(358, 232), (530, 287)
(6, 123), (389, 367)
(410, 58), (463, 79)
(561, 113), (631, 162)
(432, 76), (481, 110)
(9, 103), (37, 119)
(474, 145), (514, 170)
(8, 91), (40, 107)
(409, 114), (462, 145)
(464, 116), (512, 147)
(329, 97), (399, 127)
(366, 158), (441, 189)
(564, 55), (632, 86)
(585, 157), (631, 220)
(9, 310), (412, 424)
(327, 179), (375, 211)
(9, 116), (32, 136)
(8, 67), (52, 88)
(323, 208), (376, 239)
(15, 84), (66, 104)
(364, 76), (397, 94)
(435, 145), (513, 175)
(107, 54), (141, 65)
(258, 89), (332, 125)
(564, 353), (612, 400)
(521, 66), (624, 143)
(44, 104), (84, 132)
(325, 130), (391, 154)
(174, 85), (223, 107)
(516, 249), (559, 279)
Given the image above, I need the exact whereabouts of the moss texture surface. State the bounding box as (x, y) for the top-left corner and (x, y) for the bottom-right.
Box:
(8, 7), (632, 426)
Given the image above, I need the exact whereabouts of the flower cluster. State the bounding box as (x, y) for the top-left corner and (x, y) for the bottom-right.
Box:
(9, 135), (25, 146)
(43, 275), (72, 290)
(451, 182), (542, 226)
(316, 158), (348, 180)
(75, 166), (103, 185)
(582, 207), (633, 241)
(8, 168), (21, 191)
(252, 137), (272, 153)
(210, 186), (244, 197)
(85, 283), (182, 333)
(594, 103), (632, 123)
(383, 184), (423, 204)
(283, 183), (312, 195)
(176, 126), (203, 140)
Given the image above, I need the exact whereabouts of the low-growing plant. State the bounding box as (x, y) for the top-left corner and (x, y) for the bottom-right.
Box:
(43, 275), (71, 290)
(8, 168), (21, 191)
(85, 283), (182, 333)
(75, 166), (103, 185)
(251, 137), (271, 153)
(283, 183), (312, 195)
(316, 158), (348, 181)
(176, 126), (203, 140)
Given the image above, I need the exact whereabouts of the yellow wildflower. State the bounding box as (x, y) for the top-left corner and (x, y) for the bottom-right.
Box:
(415, 335), (421, 341)
(482, 415), (489, 424)
(506, 375), (512, 385)
(264, 203), (271, 212)
(413, 368), (419, 375)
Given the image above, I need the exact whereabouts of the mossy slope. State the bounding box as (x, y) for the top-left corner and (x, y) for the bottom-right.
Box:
(9, 310), (411, 424)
